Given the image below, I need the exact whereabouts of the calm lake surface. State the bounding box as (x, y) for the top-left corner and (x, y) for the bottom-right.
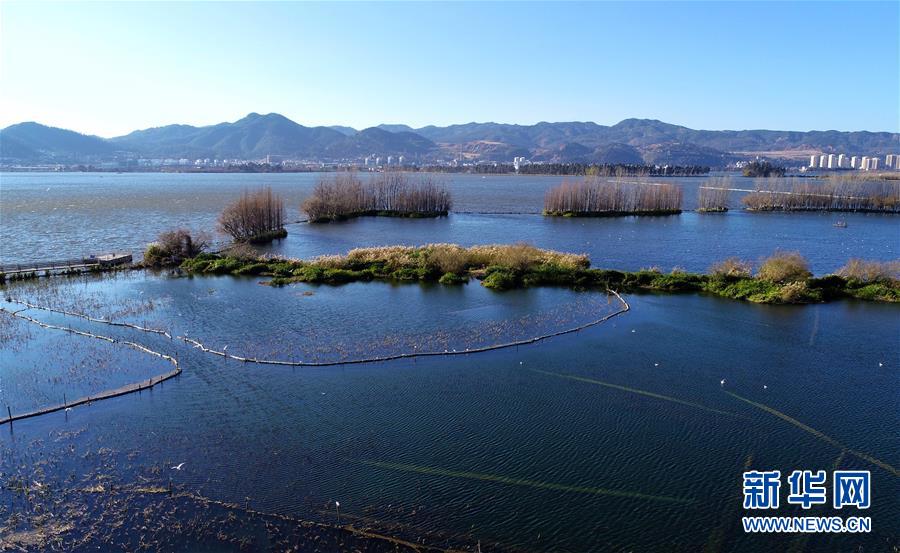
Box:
(0, 172), (898, 551)
(1, 172), (897, 272)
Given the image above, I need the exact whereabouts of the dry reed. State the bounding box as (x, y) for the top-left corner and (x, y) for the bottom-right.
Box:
(302, 172), (451, 223)
(543, 177), (683, 216)
(742, 177), (899, 212)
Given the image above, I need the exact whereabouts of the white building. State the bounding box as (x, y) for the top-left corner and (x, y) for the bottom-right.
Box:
(869, 158), (879, 171)
(398, 156), (405, 165)
(809, 155), (818, 168)
(886, 154), (896, 169)
(819, 154), (827, 168)
(827, 154), (835, 169)
(860, 156), (870, 170)
(837, 154), (846, 168)
(387, 156), (394, 165)
(851, 156), (858, 168)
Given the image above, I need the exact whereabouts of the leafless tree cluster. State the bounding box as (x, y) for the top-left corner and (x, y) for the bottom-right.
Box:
(698, 177), (731, 212)
(742, 177), (900, 212)
(543, 177), (683, 215)
(302, 172), (451, 222)
(218, 187), (286, 242)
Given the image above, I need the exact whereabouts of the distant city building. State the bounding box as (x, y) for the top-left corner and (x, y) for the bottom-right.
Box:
(375, 156), (382, 166)
(886, 154), (896, 169)
(387, 156), (394, 165)
(827, 154), (835, 169)
(837, 154), (846, 168)
(860, 156), (870, 171)
(869, 157), (879, 171)
(809, 155), (818, 168)
(850, 156), (858, 168)
(398, 155), (405, 165)
(265, 154), (283, 164)
(819, 154), (827, 167)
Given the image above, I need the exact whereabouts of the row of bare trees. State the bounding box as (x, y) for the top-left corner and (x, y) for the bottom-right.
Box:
(543, 177), (683, 215)
(302, 172), (452, 223)
(218, 186), (286, 242)
(742, 177), (900, 212)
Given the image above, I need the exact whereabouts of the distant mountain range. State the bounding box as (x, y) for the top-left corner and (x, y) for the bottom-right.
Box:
(1, 112), (897, 167)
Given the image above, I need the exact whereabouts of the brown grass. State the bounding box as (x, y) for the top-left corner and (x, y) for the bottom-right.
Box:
(709, 257), (752, 278)
(757, 251), (812, 283)
(698, 177), (731, 212)
(835, 259), (900, 283)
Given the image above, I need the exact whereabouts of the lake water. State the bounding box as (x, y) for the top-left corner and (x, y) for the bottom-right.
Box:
(2, 172), (897, 272)
(0, 172), (898, 552)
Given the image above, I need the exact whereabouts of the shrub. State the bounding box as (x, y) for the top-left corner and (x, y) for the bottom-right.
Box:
(424, 244), (470, 274)
(144, 228), (210, 267)
(439, 272), (468, 285)
(757, 252), (811, 283)
(219, 187), (286, 242)
(836, 259), (900, 284)
(709, 257), (752, 278)
(482, 267), (520, 290)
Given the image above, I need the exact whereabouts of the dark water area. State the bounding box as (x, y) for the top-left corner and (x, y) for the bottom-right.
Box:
(2, 172), (897, 273)
(1, 172), (899, 551)
(1, 273), (898, 551)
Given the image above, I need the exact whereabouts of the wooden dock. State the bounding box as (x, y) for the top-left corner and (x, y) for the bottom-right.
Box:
(0, 252), (132, 275)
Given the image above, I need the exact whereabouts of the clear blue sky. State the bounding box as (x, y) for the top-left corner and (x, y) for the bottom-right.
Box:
(1, 1), (897, 137)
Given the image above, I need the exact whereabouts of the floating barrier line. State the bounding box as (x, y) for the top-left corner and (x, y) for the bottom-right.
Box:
(723, 390), (899, 478)
(175, 290), (629, 367)
(9, 291), (629, 368)
(532, 369), (742, 418)
(7, 299), (172, 339)
(355, 459), (694, 505)
(0, 308), (182, 425)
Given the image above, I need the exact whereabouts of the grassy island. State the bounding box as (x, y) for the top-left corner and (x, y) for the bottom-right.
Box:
(178, 244), (899, 304)
(302, 172), (451, 223)
(543, 178), (683, 217)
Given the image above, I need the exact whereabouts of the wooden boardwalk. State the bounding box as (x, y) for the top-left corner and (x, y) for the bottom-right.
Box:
(0, 252), (132, 275)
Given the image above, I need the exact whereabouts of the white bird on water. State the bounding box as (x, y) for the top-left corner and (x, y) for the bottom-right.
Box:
(720, 379), (726, 387)
(763, 385), (768, 390)
(65, 407), (72, 412)
(171, 462), (185, 470)
(878, 362), (883, 367)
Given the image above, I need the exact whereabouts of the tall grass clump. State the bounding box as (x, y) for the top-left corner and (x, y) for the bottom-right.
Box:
(302, 171), (451, 223)
(757, 251), (811, 283)
(698, 177), (731, 212)
(143, 228), (210, 267)
(219, 187), (287, 243)
(835, 259), (900, 283)
(742, 177), (899, 213)
(543, 177), (682, 216)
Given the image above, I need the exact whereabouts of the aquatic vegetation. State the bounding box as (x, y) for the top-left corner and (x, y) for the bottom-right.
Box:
(742, 177), (900, 212)
(531, 369), (740, 417)
(218, 186), (287, 242)
(543, 177), (683, 216)
(356, 460), (694, 505)
(723, 390), (899, 478)
(177, 245), (900, 304)
(302, 171), (451, 223)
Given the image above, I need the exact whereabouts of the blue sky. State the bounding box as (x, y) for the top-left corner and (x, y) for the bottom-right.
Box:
(1, 1), (897, 137)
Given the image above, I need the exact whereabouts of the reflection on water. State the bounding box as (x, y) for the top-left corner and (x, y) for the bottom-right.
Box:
(1, 272), (897, 551)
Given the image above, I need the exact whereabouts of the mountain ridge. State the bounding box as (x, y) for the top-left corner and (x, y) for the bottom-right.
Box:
(1, 113), (897, 166)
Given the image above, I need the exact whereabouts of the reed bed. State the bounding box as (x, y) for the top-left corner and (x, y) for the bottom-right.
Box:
(302, 172), (451, 223)
(742, 177), (900, 213)
(218, 186), (287, 242)
(698, 177), (731, 212)
(543, 177), (683, 216)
